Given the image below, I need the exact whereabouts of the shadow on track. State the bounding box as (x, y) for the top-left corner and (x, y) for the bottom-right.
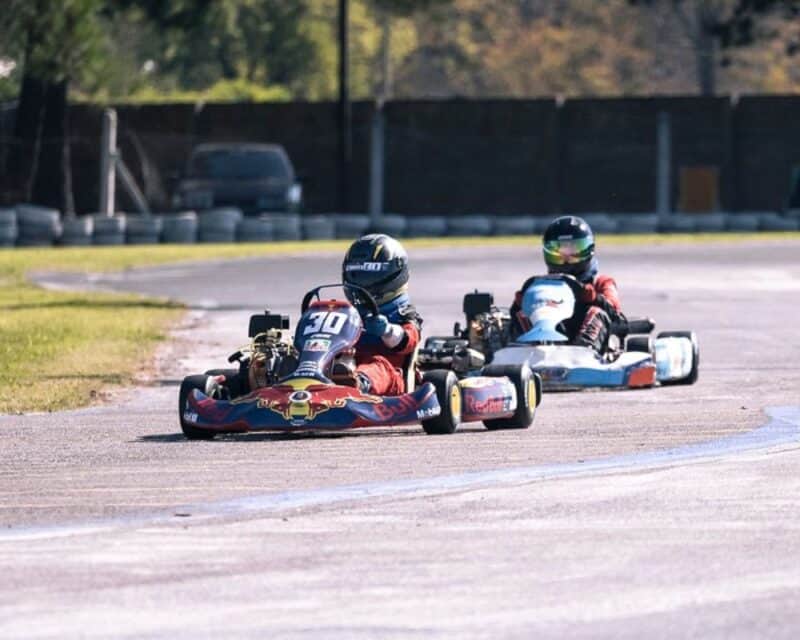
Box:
(138, 425), (487, 443)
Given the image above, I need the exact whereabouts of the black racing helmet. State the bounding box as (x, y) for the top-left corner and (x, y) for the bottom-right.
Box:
(342, 234), (409, 306)
(542, 216), (597, 282)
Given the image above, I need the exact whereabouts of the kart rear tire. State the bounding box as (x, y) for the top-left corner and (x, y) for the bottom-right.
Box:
(657, 330), (700, 385)
(481, 364), (540, 430)
(179, 375), (217, 440)
(420, 370), (461, 435)
(626, 335), (654, 354)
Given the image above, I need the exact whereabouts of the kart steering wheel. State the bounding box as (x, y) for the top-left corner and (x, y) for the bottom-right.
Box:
(301, 283), (380, 316)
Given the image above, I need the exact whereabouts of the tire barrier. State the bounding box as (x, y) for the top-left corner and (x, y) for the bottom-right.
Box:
(237, 216), (275, 242)
(0, 208), (18, 247)
(263, 213), (302, 241)
(446, 215), (493, 237)
(332, 214), (372, 239)
(725, 213), (761, 232)
(368, 214), (407, 237)
(658, 214), (697, 233)
(692, 213), (727, 233)
(16, 204), (62, 246)
(2, 205), (799, 249)
(198, 207), (243, 243)
(126, 215), (163, 245)
(161, 211), (198, 244)
(301, 214), (336, 241)
(492, 216), (538, 236)
(759, 212), (800, 231)
(580, 213), (619, 234)
(60, 217), (94, 247)
(91, 214), (126, 246)
(405, 216), (448, 237)
(618, 213), (659, 234)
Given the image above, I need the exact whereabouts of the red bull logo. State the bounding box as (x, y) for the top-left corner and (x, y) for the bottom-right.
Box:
(255, 384), (381, 425)
(259, 390), (334, 423)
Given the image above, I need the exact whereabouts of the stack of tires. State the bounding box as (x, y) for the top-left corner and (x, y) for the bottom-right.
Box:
(301, 214), (336, 240)
(493, 216), (538, 236)
(406, 216), (447, 237)
(60, 216), (93, 246)
(162, 211), (198, 244)
(368, 214), (407, 237)
(126, 215), (163, 244)
(446, 215), (493, 237)
(237, 216), (275, 242)
(265, 213), (302, 241)
(333, 214), (371, 239)
(199, 207), (242, 243)
(0, 208), (17, 247)
(16, 204), (62, 246)
(92, 214), (126, 245)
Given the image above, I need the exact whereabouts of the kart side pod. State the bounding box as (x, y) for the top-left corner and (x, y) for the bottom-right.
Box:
(456, 364), (542, 431)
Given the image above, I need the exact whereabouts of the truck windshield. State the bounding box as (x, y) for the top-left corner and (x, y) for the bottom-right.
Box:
(189, 149), (290, 180)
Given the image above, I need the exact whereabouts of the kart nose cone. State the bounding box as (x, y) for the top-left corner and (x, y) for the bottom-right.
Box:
(517, 321), (569, 343)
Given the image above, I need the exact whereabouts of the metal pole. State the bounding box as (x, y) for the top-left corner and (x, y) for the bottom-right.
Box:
(99, 108), (117, 216)
(369, 105), (385, 221)
(337, 0), (351, 213)
(656, 110), (671, 216)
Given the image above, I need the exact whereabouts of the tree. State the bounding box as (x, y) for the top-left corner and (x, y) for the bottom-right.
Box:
(630, 0), (800, 95)
(369, 0), (454, 100)
(1, 0), (106, 212)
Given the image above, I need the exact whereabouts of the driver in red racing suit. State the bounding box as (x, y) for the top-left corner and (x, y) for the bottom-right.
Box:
(509, 216), (622, 352)
(334, 234), (421, 396)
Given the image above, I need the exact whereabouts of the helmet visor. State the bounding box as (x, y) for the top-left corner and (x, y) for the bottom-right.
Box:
(543, 236), (594, 266)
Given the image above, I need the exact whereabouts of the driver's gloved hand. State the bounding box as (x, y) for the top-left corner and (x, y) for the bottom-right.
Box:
(363, 314), (390, 337)
(578, 283), (597, 304)
(364, 314), (405, 348)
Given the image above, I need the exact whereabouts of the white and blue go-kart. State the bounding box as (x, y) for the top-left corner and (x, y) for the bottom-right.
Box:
(421, 274), (699, 391)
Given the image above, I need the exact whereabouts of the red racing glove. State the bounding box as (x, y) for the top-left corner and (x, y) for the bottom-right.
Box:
(578, 283), (597, 304)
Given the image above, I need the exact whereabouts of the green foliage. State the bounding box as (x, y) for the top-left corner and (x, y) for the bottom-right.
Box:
(0, 0), (107, 85)
(123, 78), (292, 102)
(2, 0), (799, 103)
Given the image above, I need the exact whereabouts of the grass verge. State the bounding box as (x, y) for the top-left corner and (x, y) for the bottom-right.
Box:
(2, 232), (798, 414)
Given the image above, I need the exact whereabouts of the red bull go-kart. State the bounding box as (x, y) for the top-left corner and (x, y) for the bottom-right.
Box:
(179, 284), (541, 439)
(419, 274), (699, 391)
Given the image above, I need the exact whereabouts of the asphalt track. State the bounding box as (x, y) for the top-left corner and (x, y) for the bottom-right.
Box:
(2, 239), (800, 639)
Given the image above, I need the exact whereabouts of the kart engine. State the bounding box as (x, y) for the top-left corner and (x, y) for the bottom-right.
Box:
(247, 329), (297, 389)
(467, 309), (510, 362)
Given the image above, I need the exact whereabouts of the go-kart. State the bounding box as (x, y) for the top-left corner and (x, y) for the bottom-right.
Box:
(418, 274), (699, 391)
(178, 284), (542, 439)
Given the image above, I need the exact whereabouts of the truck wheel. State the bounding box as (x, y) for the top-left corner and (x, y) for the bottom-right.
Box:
(179, 375), (216, 440)
(657, 330), (700, 385)
(421, 370), (461, 435)
(481, 364), (540, 430)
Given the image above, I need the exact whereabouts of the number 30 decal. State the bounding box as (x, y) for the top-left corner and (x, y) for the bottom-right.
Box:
(303, 311), (348, 335)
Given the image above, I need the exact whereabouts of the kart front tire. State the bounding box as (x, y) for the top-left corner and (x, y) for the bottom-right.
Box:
(481, 364), (540, 430)
(179, 375), (217, 440)
(657, 330), (700, 385)
(421, 370), (461, 435)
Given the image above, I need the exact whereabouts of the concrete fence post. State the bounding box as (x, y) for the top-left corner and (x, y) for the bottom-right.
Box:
(656, 110), (672, 216)
(99, 109), (117, 216)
